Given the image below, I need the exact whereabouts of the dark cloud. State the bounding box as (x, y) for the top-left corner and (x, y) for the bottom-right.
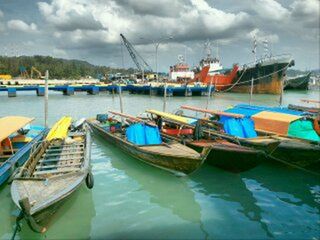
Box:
(0, 0), (318, 70)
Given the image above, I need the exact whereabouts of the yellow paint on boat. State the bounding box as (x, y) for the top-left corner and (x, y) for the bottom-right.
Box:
(146, 110), (197, 125)
(46, 116), (72, 141)
(0, 116), (34, 142)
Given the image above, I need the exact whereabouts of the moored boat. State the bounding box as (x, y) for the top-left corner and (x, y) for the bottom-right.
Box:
(284, 72), (311, 90)
(146, 109), (265, 173)
(87, 112), (210, 175)
(0, 116), (46, 186)
(11, 117), (92, 232)
(182, 105), (320, 175)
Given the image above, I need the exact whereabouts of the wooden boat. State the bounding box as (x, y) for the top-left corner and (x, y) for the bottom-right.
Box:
(146, 109), (266, 173)
(11, 117), (93, 233)
(181, 105), (320, 175)
(87, 112), (210, 175)
(0, 116), (46, 186)
(288, 104), (320, 114)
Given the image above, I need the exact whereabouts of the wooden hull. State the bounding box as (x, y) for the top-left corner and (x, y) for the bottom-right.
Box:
(269, 138), (320, 175)
(0, 128), (47, 186)
(87, 120), (205, 175)
(11, 126), (92, 232)
(188, 140), (265, 172)
(288, 104), (320, 114)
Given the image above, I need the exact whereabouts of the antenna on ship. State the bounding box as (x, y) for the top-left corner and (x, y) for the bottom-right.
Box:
(252, 36), (257, 63)
(263, 39), (270, 58)
(204, 40), (212, 58)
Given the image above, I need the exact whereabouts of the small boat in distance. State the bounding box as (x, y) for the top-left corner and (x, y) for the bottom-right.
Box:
(11, 117), (92, 233)
(284, 72), (311, 90)
(0, 116), (46, 186)
(87, 112), (210, 175)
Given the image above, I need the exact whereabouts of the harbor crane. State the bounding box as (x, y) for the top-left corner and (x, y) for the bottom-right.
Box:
(31, 66), (45, 79)
(120, 33), (153, 74)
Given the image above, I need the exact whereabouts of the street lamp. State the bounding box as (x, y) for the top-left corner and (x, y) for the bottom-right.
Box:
(140, 36), (173, 81)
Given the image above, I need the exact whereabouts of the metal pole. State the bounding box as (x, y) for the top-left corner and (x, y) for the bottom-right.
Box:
(44, 70), (49, 128)
(163, 82), (167, 112)
(249, 77), (254, 105)
(205, 79), (213, 117)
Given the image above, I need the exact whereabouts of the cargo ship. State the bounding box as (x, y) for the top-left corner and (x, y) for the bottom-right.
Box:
(195, 40), (295, 94)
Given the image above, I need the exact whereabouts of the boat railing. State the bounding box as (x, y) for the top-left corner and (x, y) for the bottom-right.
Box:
(240, 53), (293, 69)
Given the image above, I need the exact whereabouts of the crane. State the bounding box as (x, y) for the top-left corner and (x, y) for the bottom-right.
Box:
(31, 66), (45, 79)
(120, 33), (153, 73)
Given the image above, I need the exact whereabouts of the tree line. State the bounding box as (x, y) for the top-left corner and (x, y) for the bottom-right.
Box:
(0, 55), (135, 79)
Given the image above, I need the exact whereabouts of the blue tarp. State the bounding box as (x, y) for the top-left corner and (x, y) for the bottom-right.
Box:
(225, 104), (304, 117)
(126, 123), (162, 145)
(220, 117), (257, 138)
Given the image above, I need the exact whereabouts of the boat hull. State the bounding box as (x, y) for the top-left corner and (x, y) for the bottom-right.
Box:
(188, 140), (265, 172)
(0, 129), (46, 186)
(269, 139), (320, 175)
(87, 120), (204, 175)
(284, 73), (311, 90)
(226, 58), (294, 94)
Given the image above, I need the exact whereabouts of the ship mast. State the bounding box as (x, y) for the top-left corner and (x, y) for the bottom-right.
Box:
(252, 36), (257, 64)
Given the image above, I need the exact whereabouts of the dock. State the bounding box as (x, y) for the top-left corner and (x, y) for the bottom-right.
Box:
(0, 83), (213, 97)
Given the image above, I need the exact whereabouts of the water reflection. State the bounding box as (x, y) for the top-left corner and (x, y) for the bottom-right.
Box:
(94, 136), (202, 224)
(190, 164), (273, 238)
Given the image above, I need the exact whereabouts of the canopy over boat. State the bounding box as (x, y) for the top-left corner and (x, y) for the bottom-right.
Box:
(147, 110), (197, 125)
(251, 111), (302, 135)
(0, 116), (34, 142)
(46, 116), (72, 141)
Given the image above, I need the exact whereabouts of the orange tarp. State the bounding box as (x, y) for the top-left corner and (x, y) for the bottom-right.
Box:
(251, 111), (302, 135)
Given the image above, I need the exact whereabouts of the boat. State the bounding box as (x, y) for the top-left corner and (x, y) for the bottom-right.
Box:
(169, 55), (195, 82)
(11, 116), (92, 233)
(284, 72), (311, 90)
(87, 112), (210, 175)
(146, 109), (266, 173)
(183, 105), (320, 175)
(0, 116), (46, 186)
(288, 104), (320, 114)
(194, 40), (295, 94)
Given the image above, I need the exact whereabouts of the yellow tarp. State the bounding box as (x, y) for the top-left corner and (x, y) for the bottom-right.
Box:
(146, 110), (197, 125)
(0, 116), (34, 142)
(46, 116), (72, 141)
(251, 111), (302, 135)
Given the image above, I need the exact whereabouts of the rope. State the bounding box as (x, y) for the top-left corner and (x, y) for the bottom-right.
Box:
(11, 211), (23, 240)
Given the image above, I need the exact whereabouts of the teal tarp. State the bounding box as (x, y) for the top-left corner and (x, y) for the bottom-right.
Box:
(288, 120), (320, 142)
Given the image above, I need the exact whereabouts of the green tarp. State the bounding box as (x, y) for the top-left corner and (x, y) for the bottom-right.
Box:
(288, 120), (320, 142)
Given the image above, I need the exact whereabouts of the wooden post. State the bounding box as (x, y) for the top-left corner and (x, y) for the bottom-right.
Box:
(118, 85), (124, 124)
(249, 77), (254, 105)
(44, 70), (49, 128)
(279, 78), (284, 106)
(163, 82), (167, 112)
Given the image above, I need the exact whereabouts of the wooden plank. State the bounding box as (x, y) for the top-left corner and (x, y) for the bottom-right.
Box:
(33, 168), (80, 175)
(46, 147), (84, 153)
(38, 156), (83, 163)
(301, 99), (320, 104)
(43, 151), (83, 157)
(36, 163), (82, 170)
(49, 143), (84, 148)
(181, 105), (244, 118)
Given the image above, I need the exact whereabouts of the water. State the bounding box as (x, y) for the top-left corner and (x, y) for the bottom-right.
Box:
(0, 90), (319, 239)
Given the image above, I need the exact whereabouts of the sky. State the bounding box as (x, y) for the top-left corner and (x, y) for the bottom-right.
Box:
(0, 0), (319, 72)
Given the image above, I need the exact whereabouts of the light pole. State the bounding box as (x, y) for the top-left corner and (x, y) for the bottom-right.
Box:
(154, 36), (173, 82)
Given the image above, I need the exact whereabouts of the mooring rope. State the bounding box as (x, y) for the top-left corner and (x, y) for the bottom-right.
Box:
(11, 210), (24, 240)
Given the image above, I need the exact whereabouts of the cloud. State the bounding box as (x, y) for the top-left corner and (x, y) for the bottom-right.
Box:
(248, 29), (279, 43)
(251, 0), (290, 21)
(7, 19), (38, 32)
(290, 0), (319, 28)
(0, 9), (3, 18)
(0, 9), (4, 32)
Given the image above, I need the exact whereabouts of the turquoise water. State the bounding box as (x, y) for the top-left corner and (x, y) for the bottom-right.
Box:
(0, 90), (319, 239)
